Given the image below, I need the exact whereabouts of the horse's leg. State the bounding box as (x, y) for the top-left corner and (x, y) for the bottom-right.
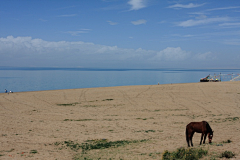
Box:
(187, 134), (192, 147)
(186, 128), (190, 147)
(203, 134), (207, 144)
(200, 133), (203, 145)
(190, 132), (194, 147)
(187, 137), (190, 147)
(187, 135), (190, 147)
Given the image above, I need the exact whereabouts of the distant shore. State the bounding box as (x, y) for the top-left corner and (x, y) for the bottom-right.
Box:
(1, 82), (197, 93)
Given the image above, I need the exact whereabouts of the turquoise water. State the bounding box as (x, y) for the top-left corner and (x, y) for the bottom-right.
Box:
(0, 67), (239, 93)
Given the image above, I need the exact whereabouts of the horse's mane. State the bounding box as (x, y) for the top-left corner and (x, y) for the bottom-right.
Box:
(206, 122), (213, 133)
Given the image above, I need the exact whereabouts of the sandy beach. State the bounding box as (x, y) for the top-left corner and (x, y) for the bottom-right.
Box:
(0, 81), (240, 159)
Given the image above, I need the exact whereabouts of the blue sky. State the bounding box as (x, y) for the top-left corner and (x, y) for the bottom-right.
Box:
(0, 0), (240, 69)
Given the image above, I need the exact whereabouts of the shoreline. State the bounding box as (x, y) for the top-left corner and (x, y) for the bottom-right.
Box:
(1, 81), (221, 94)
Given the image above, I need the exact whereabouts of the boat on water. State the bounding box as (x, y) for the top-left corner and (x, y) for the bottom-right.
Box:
(200, 74), (220, 82)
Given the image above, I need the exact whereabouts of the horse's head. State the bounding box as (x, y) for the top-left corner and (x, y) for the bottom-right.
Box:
(208, 131), (214, 143)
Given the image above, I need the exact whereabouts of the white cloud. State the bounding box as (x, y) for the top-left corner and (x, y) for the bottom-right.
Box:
(195, 15), (207, 20)
(128, 0), (147, 10)
(219, 23), (240, 27)
(96, 45), (118, 53)
(207, 6), (240, 12)
(66, 31), (87, 36)
(155, 47), (190, 61)
(194, 52), (213, 60)
(131, 19), (147, 25)
(168, 3), (205, 9)
(65, 29), (91, 36)
(178, 17), (230, 27)
(107, 21), (118, 25)
(0, 36), (218, 68)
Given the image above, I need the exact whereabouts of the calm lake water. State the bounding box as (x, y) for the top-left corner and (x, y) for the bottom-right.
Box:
(0, 67), (240, 93)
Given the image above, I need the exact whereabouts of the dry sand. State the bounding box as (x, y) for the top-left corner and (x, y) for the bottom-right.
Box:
(0, 81), (240, 159)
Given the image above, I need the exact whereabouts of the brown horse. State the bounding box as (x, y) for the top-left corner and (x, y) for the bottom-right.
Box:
(186, 121), (213, 147)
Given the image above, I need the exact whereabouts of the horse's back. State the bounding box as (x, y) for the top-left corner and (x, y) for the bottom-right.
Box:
(186, 121), (207, 133)
(187, 121), (207, 126)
